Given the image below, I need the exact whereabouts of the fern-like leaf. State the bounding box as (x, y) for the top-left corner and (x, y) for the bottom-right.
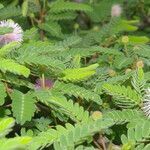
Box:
(0, 26), (13, 35)
(35, 90), (90, 123)
(113, 55), (133, 70)
(49, 0), (93, 13)
(121, 120), (150, 149)
(17, 54), (65, 71)
(0, 42), (20, 57)
(106, 72), (133, 84)
(61, 63), (99, 82)
(131, 68), (146, 96)
(0, 136), (32, 150)
(39, 21), (63, 38)
(0, 6), (21, 20)
(28, 118), (113, 150)
(83, 17), (138, 45)
(23, 27), (39, 41)
(0, 74), (34, 89)
(0, 117), (15, 138)
(57, 46), (122, 60)
(0, 82), (7, 105)
(55, 35), (82, 49)
(0, 59), (30, 78)
(47, 12), (77, 21)
(53, 81), (102, 104)
(134, 45), (150, 59)
(103, 109), (146, 125)
(11, 90), (36, 125)
(103, 83), (141, 108)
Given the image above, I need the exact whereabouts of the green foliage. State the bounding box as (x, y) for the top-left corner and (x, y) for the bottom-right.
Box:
(54, 81), (102, 104)
(22, 0), (28, 17)
(0, 26), (13, 35)
(33, 117), (52, 132)
(0, 117), (15, 138)
(131, 68), (146, 96)
(83, 17), (139, 46)
(15, 41), (66, 72)
(103, 83), (141, 108)
(0, 59), (30, 77)
(88, 0), (124, 22)
(39, 21), (63, 38)
(0, 42), (30, 78)
(113, 55), (133, 70)
(23, 27), (39, 41)
(127, 35), (149, 44)
(35, 90), (90, 123)
(0, 82), (7, 105)
(106, 72), (133, 84)
(55, 35), (82, 48)
(0, 117), (31, 150)
(0, 6), (21, 20)
(103, 109), (146, 125)
(19, 54), (65, 71)
(0, 42), (20, 57)
(49, 0), (93, 13)
(59, 46), (121, 59)
(61, 63), (99, 82)
(121, 120), (150, 149)
(134, 45), (150, 59)
(0, 0), (149, 149)
(11, 90), (36, 125)
(28, 118), (114, 150)
(46, 12), (77, 21)
(0, 136), (32, 150)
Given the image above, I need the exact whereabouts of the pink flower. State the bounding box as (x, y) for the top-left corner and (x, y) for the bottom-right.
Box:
(35, 78), (54, 90)
(0, 20), (23, 45)
(142, 88), (150, 118)
(111, 4), (122, 17)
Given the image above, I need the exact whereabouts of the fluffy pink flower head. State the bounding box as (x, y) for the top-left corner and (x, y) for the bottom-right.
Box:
(142, 88), (150, 118)
(35, 78), (54, 90)
(0, 20), (23, 45)
(111, 4), (122, 17)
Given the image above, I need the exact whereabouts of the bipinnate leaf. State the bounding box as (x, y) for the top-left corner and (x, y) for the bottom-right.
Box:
(11, 90), (36, 125)
(0, 82), (7, 106)
(0, 59), (30, 78)
(0, 117), (15, 138)
(0, 136), (32, 150)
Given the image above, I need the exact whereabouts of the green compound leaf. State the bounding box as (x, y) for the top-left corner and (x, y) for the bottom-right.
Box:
(35, 90), (90, 123)
(0, 82), (7, 106)
(28, 118), (113, 150)
(54, 81), (102, 105)
(61, 63), (99, 82)
(0, 59), (30, 78)
(0, 117), (15, 138)
(11, 90), (36, 125)
(0, 27), (13, 35)
(0, 42), (21, 57)
(103, 83), (141, 108)
(49, 0), (93, 13)
(0, 136), (32, 150)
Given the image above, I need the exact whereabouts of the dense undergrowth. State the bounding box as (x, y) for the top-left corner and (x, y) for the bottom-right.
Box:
(0, 0), (150, 150)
